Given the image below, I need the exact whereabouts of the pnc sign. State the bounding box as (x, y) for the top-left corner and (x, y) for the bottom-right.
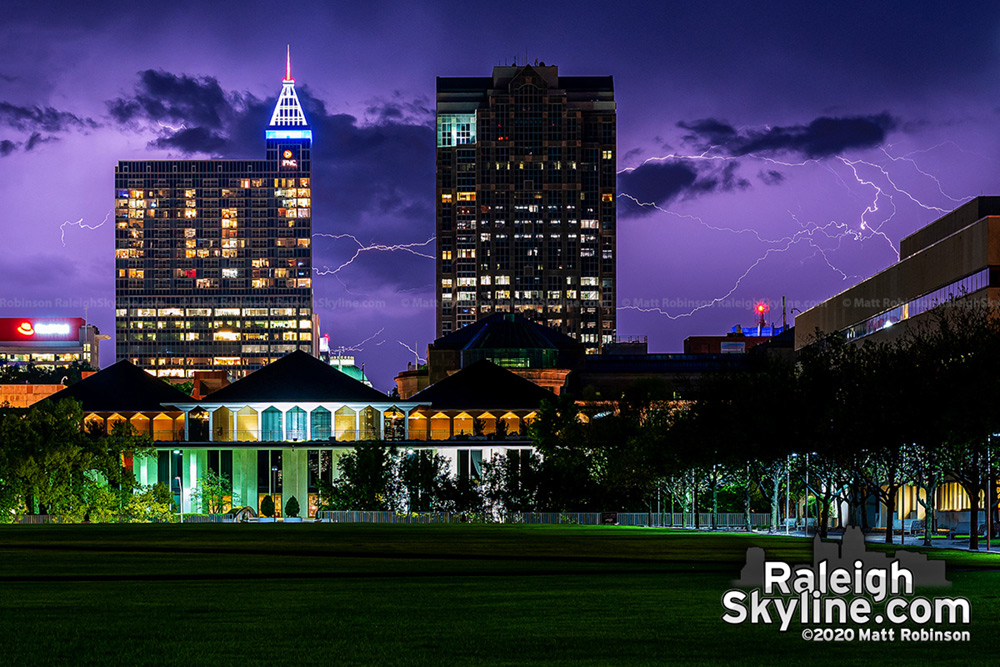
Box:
(280, 148), (298, 169)
(0, 317), (83, 342)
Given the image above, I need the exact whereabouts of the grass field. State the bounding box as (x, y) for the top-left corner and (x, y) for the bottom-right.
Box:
(0, 524), (998, 666)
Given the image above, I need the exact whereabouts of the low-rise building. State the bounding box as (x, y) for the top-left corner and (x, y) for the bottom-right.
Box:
(44, 350), (543, 517)
(0, 317), (108, 369)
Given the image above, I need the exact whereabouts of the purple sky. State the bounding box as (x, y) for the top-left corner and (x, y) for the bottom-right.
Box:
(4, 1), (1000, 390)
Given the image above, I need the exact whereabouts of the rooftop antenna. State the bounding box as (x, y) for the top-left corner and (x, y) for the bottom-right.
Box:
(284, 44), (292, 82)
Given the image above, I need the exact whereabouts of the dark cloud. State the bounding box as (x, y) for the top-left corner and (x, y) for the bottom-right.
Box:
(758, 169), (785, 185)
(700, 161), (751, 194)
(364, 92), (433, 126)
(107, 70), (243, 130)
(618, 161), (697, 210)
(679, 113), (897, 158)
(0, 102), (98, 133)
(618, 160), (750, 214)
(24, 132), (56, 151)
(106, 69), (435, 292)
(151, 126), (229, 153)
(0, 139), (16, 157)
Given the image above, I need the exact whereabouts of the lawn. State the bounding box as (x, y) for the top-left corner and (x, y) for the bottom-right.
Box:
(0, 524), (997, 665)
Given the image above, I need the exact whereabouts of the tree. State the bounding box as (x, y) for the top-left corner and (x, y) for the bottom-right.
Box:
(0, 399), (151, 521)
(0, 361), (95, 386)
(529, 394), (597, 510)
(192, 470), (232, 515)
(907, 299), (1000, 549)
(316, 441), (400, 511)
(121, 484), (174, 523)
(260, 494), (275, 518)
(481, 449), (541, 518)
(588, 379), (676, 512)
(399, 450), (451, 512)
(285, 495), (300, 518)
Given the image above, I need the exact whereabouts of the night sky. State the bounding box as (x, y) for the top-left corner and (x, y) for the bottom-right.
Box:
(4, 2), (1000, 389)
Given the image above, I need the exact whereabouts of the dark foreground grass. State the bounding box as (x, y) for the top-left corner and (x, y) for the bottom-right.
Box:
(0, 524), (997, 666)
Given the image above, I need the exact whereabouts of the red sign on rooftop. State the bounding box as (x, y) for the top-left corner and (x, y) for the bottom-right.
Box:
(0, 318), (84, 342)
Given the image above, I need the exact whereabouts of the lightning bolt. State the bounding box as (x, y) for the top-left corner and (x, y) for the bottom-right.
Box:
(60, 210), (111, 247)
(617, 141), (964, 321)
(621, 238), (801, 320)
(397, 340), (426, 364)
(156, 121), (187, 132)
(879, 145), (970, 204)
(337, 327), (385, 353)
(313, 233), (435, 275)
(834, 156), (900, 259)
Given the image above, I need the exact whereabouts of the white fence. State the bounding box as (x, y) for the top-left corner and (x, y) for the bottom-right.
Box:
(315, 510), (775, 528)
(316, 510), (454, 524)
(13, 511), (777, 528)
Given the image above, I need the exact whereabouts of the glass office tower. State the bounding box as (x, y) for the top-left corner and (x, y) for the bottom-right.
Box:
(115, 50), (314, 377)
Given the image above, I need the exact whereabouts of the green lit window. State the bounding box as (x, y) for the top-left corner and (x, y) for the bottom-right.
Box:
(437, 113), (476, 147)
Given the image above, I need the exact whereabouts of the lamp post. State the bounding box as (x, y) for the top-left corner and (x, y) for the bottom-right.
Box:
(271, 464), (279, 516)
(786, 454), (797, 535)
(805, 453), (810, 536)
(175, 475), (183, 524)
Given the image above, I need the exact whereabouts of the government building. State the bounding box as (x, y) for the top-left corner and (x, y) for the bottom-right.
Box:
(114, 50), (315, 379)
(45, 350), (543, 517)
(795, 196), (1000, 348)
(436, 63), (617, 353)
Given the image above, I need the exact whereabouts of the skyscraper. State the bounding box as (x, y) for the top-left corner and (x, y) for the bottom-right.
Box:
(436, 63), (616, 353)
(115, 49), (314, 378)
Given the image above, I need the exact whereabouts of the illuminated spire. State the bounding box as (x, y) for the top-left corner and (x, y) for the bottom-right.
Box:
(268, 45), (309, 129)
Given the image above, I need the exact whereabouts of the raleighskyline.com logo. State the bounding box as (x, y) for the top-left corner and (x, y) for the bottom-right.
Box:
(721, 528), (971, 643)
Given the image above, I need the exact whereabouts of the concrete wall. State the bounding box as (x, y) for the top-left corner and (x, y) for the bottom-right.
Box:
(795, 216), (1000, 348)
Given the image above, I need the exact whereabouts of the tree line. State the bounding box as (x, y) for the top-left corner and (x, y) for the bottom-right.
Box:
(319, 298), (1000, 550)
(0, 399), (172, 522)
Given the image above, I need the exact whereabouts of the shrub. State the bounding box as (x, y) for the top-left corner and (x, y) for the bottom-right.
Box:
(285, 495), (300, 518)
(260, 494), (275, 518)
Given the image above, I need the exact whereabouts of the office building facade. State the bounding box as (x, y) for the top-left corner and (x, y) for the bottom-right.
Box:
(795, 197), (1000, 349)
(115, 52), (314, 378)
(436, 64), (616, 353)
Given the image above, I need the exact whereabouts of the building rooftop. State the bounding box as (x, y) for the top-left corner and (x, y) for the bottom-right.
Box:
(899, 196), (1000, 259)
(431, 313), (582, 352)
(44, 360), (192, 412)
(411, 359), (556, 411)
(201, 350), (388, 404)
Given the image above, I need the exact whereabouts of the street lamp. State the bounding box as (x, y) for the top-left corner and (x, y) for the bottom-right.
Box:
(786, 454), (797, 535)
(805, 453), (810, 536)
(175, 475), (183, 524)
(271, 464), (279, 515)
